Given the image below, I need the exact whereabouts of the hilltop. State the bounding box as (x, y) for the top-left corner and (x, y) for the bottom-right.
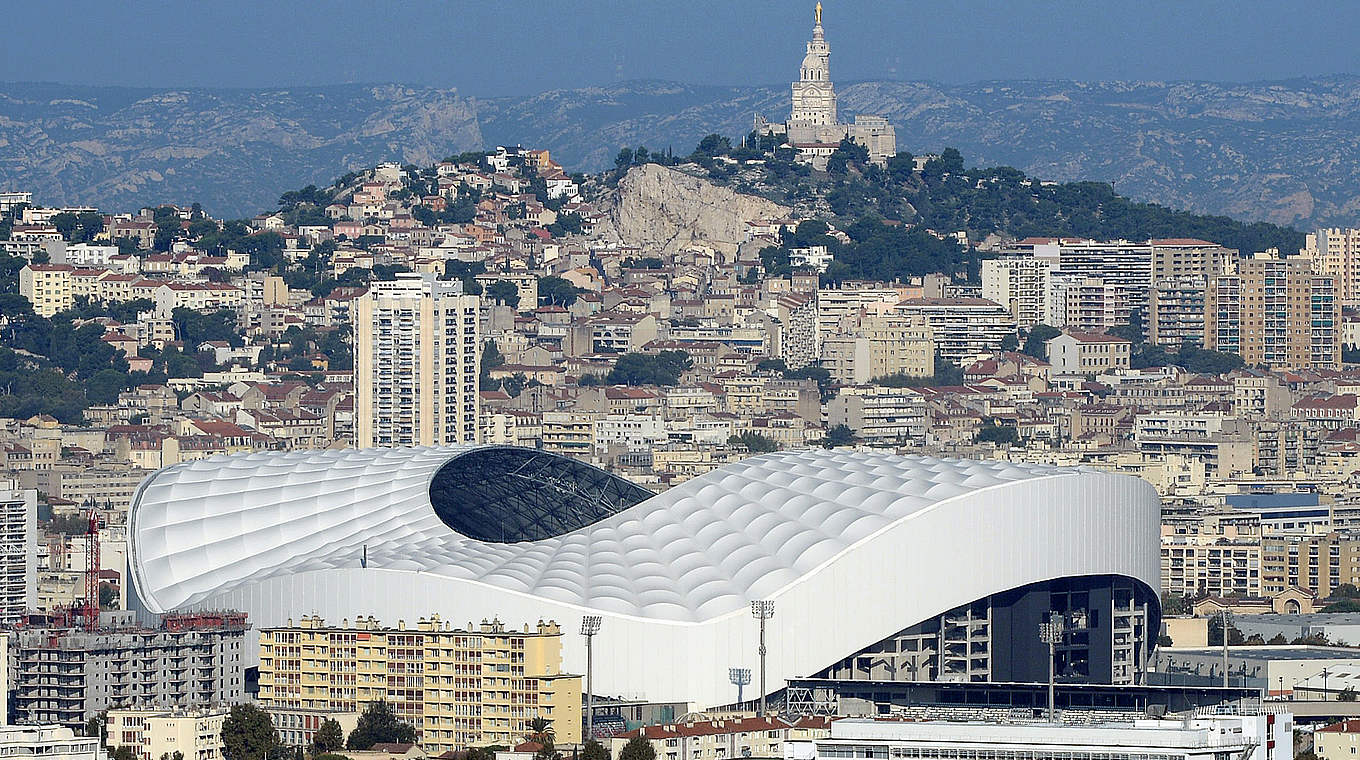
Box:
(3, 77), (1360, 226)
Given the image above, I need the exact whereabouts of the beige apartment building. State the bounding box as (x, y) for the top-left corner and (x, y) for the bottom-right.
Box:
(257, 615), (581, 753)
(106, 708), (227, 760)
(820, 313), (933, 384)
(353, 273), (480, 448)
(1261, 532), (1360, 597)
(1307, 227), (1360, 306)
(20, 264), (75, 317)
(1206, 255), (1340, 369)
(1160, 534), (1263, 598)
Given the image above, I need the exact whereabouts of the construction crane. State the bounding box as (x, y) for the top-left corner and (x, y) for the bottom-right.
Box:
(83, 507), (100, 632)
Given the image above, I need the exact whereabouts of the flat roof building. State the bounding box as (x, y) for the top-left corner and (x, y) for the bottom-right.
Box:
(785, 714), (1291, 760)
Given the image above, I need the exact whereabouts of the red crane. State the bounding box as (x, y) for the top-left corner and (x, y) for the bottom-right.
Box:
(83, 508), (100, 632)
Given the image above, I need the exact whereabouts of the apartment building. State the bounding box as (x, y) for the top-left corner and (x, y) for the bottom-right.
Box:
(12, 611), (247, 727)
(827, 385), (928, 445)
(106, 708), (228, 760)
(0, 482), (37, 625)
(995, 238), (1228, 330)
(1045, 331), (1131, 375)
(256, 615), (581, 753)
(1043, 274), (1120, 332)
(1149, 276), (1207, 348)
(1307, 227), (1360, 306)
(1206, 255), (1340, 369)
(772, 292), (819, 370)
(892, 298), (1014, 364)
(20, 264), (76, 317)
(1160, 535), (1263, 598)
(820, 313), (933, 384)
(1261, 532), (1360, 597)
(814, 284), (907, 336)
(0, 726), (101, 760)
(981, 257), (1052, 328)
(353, 273), (480, 448)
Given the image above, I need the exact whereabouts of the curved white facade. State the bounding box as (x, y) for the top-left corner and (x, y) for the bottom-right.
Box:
(129, 447), (1159, 708)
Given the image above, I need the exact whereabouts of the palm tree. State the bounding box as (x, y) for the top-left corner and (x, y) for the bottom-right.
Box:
(525, 717), (554, 747)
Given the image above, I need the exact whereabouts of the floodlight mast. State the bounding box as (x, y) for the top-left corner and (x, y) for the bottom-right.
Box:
(1218, 608), (1232, 689)
(1038, 611), (1065, 723)
(751, 601), (775, 717)
(581, 615), (603, 740)
(729, 667), (752, 706)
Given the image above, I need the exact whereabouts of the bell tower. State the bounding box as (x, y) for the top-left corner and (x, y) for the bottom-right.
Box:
(790, 3), (837, 126)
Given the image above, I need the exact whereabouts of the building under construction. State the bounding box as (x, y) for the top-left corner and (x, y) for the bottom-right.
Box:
(12, 610), (247, 727)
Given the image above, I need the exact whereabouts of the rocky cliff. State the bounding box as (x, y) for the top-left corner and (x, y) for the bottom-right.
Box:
(597, 164), (790, 256)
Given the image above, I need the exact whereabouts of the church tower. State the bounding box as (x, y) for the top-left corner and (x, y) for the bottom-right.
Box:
(790, 2), (837, 126)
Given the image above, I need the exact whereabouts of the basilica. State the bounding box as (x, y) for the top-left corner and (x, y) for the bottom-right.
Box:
(756, 3), (897, 167)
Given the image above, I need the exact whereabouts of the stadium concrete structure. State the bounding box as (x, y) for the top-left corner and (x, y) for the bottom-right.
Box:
(128, 446), (1161, 709)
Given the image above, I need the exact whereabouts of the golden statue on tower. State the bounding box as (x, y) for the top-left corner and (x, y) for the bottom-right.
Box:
(815, 2), (822, 25)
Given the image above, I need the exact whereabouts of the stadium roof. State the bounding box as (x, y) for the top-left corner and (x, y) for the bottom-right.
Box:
(132, 446), (1113, 622)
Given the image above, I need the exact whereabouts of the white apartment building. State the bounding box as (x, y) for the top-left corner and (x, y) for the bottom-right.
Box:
(892, 298), (1015, 364)
(106, 708), (228, 760)
(774, 292), (819, 370)
(827, 386), (928, 446)
(1044, 274), (1122, 332)
(815, 285), (907, 337)
(0, 726), (101, 760)
(60, 244), (119, 268)
(353, 273), (480, 448)
(594, 414), (668, 452)
(786, 714), (1291, 760)
(981, 257), (1052, 328)
(0, 482), (37, 626)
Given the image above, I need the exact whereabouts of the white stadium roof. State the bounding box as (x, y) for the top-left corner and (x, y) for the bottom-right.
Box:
(129, 446), (1160, 707)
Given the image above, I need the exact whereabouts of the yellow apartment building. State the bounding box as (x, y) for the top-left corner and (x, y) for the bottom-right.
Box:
(257, 615), (581, 753)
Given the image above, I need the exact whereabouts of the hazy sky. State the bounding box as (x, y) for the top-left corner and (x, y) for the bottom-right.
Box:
(5, 0), (1357, 95)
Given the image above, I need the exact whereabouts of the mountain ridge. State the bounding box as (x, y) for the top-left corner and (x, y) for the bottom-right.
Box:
(3, 76), (1360, 226)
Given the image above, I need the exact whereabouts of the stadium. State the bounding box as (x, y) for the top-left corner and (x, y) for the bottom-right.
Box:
(128, 446), (1160, 709)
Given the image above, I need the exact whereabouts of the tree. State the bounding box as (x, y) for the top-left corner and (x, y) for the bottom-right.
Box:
(606, 351), (692, 386)
(346, 700), (416, 751)
(822, 425), (856, 448)
(619, 737), (657, 760)
(98, 582), (118, 609)
(1023, 325), (1060, 359)
(581, 741), (609, 760)
(1322, 599), (1360, 613)
(1268, 633), (1288, 645)
(728, 432), (779, 454)
(1341, 687), (1359, 702)
(112, 748), (137, 760)
(85, 713), (108, 744)
(1334, 583), (1360, 599)
(221, 704), (281, 760)
(537, 276), (580, 307)
(693, 134), (732, 159)
(977, 422), (1019, 445)
(1108, 309), (1145, 345)
(524, 717), (554, 746)
(485, 280), (520, 308)
(1159, 592), (1192, 616)
(311, 720), (345, 755)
